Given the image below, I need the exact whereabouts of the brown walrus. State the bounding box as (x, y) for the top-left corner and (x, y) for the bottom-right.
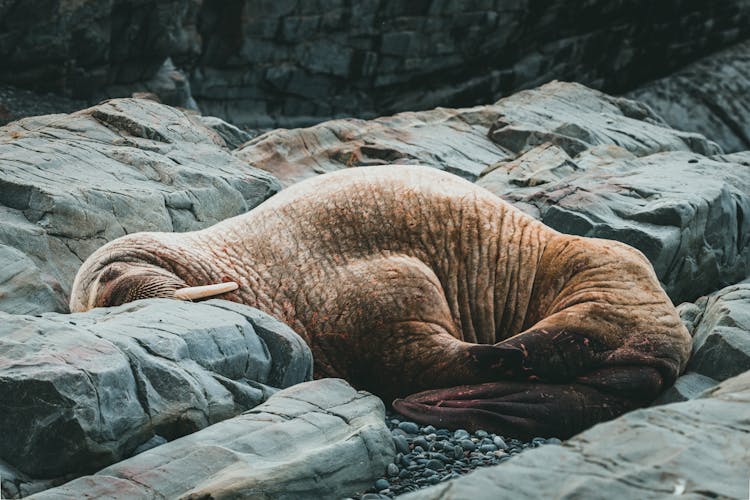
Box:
(70, 165), (691, 439)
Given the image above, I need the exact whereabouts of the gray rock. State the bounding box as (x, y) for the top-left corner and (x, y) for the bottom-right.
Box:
(0, 98), (280, 314)
(477, 83), (749, 304)
(0, 299), (312, 486)
(27, 379), (394, 500)
(6, 0), (750, 129)
(651, 371), (718, 405)
(197, 115), (257, 149)
(687, 283), (750, 381)
(627, 39), (750, 153)
(234, 104), (507, 187)
(402, 369), (750, 500)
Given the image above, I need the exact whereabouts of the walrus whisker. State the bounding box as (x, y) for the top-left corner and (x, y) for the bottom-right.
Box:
(174, 282), (239, 301)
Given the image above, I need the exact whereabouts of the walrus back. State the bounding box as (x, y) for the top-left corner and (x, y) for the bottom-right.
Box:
(204, 165), (551, 344)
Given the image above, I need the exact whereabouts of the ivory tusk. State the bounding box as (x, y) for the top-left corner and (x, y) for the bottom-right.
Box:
(174, 281), (239, 301)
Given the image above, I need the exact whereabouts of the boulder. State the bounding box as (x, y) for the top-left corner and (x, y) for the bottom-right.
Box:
(401, 368), (750, 500)
(26, 379), (395, 500)
(475, 83), (750, 304)
(627, 39), (750, 153)
(0, 298), (312, 494)
(686, 282), (750, 381)
(0, 98), (280, 315)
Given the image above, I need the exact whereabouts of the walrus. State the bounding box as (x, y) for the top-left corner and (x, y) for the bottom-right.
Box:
(70, 165), (691, 439)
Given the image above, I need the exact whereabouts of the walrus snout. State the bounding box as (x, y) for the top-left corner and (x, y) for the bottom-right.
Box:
(86, 262), (189, 310)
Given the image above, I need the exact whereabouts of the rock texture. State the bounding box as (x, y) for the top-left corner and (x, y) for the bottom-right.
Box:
(685, 281), (750, 382)
(0, 98), (280, 315)
(235, 105), (506, 187)
(627, 39), (750, 153)
(26, 379), (394, 500)
(401, 368), (750, 500)
(3, 1), (750, 127)
(0, 298), (312, 496)
(477, 84), (750, 305)
(237, 81), (750, 304)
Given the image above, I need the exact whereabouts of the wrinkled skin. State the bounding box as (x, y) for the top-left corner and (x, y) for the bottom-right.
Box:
(71, 165), (691, 439)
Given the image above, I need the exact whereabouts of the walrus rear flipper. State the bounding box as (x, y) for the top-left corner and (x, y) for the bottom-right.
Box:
(392, 365), (662, 440)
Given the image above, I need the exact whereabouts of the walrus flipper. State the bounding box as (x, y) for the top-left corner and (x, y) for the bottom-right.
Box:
(392, 365), (662, 440)
(394, 315), (680, 439)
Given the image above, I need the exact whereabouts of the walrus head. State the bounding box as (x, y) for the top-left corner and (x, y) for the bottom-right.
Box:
(69, 233), (238, 312)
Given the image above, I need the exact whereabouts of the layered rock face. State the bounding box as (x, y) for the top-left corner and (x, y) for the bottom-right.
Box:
(2, 1), (750, 127)
(627, 39), (750, 153)
(1, 81), (750, 498)
(0, 98), (279, 315)
(0, 299), (313, 496)
(27, 379), (394, 500)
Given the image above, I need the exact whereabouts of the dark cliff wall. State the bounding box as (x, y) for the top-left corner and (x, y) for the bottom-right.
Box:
(1, 0), (749, 127)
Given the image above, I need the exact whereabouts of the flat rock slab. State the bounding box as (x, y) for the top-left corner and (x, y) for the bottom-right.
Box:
(0, 98), (280, 314)
(28, 379), (395, 500)
(0, 298), (312, 493)
(627, 39), (750, 153)
(234, 105), (510, 187)
(402, 369), (750, 500)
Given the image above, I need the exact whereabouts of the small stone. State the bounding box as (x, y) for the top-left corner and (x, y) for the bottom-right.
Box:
(361, 494), (382, 500)
(422, 425), (436, 433)
(393, 435), (409, 454)
(453, 429), (470, 439)
(399, 455), (412, 467)
(374, 478), (390, 490)
(479, 443), (497, 453)
(460, 439), (476, 451)
(413, 437), (429, 449)
(427, 475), (441, 484)
(452, 445), (464, 459)
(476, 430), (489, 438)
(399, 469), (411, 479)
(413, 445), (425, 454)
(546, 437), (562, 445)
(426, 459), (445, 470)
(493, 436), (508, 449)
(387, 463), (399, 476)
(425, 433), (437, 441)
(398, 421), (420, 434)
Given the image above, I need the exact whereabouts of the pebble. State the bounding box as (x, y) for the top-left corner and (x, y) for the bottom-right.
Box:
(453, 429), (470, 439)
(413, 437), (429, 449)
(355, 412), (561, 499)
(398, 422), (420, 434)
(374, 479), (390, 490)
(459, 439), (476, 451)
(393, 435), (409, 454)
(386, 463), (399, 477)
(425, 459), (444, 470)
(493, 436), (508, 449)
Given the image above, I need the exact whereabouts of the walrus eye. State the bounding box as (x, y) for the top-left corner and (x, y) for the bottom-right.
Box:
(174, 282), (239, 301)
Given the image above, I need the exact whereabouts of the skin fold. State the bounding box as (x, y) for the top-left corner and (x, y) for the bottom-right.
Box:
(70, 165), (692, 439)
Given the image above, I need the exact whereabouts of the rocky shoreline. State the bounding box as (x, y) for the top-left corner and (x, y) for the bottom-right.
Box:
(1, 80), (749, 498)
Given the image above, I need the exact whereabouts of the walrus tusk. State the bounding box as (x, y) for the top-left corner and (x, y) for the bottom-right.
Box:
(174, 282), (239, 301)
